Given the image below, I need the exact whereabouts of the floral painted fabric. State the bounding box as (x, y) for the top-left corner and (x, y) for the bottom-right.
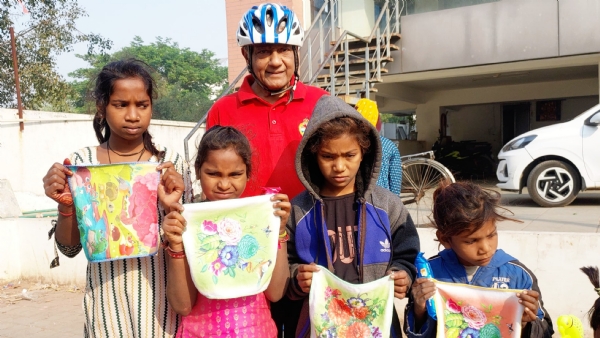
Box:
(181, 194), (280, 299)
(309, 268), (394, 338)
(433, 279), (524, 338)
(67, 162), (160, 262)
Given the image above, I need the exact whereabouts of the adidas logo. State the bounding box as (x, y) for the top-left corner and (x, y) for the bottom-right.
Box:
(379, 239), (391, 253)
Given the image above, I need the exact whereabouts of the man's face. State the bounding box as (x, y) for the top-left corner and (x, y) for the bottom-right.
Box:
(246, 44), (295, 90)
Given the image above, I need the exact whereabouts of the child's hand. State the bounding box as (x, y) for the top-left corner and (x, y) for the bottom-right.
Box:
(387, 269), (412, 299)
(517, 290), (540, 323)
(271, 193), (291, 234)
(157, 162), (184, 212)
(161, 203), (186, 252)
(411, 278), (436, 319)
(297, 263), (320, 293)
(42, 159), (74, 207)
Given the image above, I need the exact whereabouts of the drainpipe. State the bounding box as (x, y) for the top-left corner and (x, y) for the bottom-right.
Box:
(9, 27), (24, 132)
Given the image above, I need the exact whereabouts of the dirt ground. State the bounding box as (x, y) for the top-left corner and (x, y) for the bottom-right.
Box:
(0, 279), (85, 338)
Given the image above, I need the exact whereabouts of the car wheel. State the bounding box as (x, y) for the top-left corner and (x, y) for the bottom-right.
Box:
(526, 160), (580, 207)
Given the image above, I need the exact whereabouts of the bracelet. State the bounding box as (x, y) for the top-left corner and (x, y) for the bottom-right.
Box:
(278, 230), (288, 239)
(58, 209), (74, 217)
(162, 241), (185, 259)
(165, 246), (186, 259)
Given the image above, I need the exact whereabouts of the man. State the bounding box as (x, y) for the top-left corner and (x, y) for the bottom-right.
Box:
(205, 3), (328, 336)
(206, 3), (328, 199)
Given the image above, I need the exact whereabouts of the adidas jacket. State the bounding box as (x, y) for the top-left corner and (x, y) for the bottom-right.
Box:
(286, 96), (421, 338)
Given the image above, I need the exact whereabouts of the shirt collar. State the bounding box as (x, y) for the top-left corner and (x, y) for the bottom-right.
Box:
(237, 75), (306, 105)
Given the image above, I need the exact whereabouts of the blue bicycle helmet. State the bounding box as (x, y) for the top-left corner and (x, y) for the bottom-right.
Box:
(237, 3), (304, 47)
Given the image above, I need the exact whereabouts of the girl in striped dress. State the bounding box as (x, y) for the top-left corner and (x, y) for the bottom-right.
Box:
(42, 59), (191, 337)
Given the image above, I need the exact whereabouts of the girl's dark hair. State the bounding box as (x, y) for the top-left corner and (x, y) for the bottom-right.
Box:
(307, 116), (371, 155)
(194, 125), (252, 179)
(303, 116), (372, 195)
(581, 266), (600, 331)
(432, 181), (520, 238)
(92, 58), (164, 159)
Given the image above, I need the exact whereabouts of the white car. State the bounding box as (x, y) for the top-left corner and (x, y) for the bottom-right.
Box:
(496, 104), (600, 207)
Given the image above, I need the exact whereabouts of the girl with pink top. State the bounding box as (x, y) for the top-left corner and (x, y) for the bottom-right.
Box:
(162, 125), (292, 337)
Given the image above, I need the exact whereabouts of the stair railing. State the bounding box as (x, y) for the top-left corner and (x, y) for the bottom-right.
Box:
(183, 68), (247, 164)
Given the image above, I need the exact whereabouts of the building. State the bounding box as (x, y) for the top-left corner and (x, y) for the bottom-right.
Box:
(224, 0), (600, 158)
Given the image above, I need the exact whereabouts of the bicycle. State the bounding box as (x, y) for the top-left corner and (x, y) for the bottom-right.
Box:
(399, 151), (455, 226)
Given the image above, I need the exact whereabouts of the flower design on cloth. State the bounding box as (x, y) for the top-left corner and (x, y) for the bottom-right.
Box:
(67, 163), (160, 262)
(312, 274), (391, 338)
(217, 218), (243, 245)
(433, 280), (524, 338)
(462, 305), (487, 329)
(181, 195), (281, 299)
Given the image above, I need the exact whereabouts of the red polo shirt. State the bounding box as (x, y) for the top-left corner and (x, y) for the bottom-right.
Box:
(206, 75), (328, 199)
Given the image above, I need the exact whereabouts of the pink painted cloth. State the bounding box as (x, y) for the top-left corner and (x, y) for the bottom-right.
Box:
(176, 292), (277, 338)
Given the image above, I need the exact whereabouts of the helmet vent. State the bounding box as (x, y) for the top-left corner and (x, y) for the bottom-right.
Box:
(277, 19), (287, 34)
(252, 16), (264, 34)
(266, 7), (274, 27)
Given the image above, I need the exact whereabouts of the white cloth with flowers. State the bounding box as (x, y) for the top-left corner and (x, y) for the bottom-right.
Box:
(308, 268), (395, 338)
(181, 195), (280, 299)
(432, 279), (524, 338)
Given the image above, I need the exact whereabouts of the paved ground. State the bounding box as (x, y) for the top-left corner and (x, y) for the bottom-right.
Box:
(1, 181), (598, 338)
(0, 280), (84, 338)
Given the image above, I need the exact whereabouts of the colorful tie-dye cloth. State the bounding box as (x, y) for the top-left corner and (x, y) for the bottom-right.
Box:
(433, 279), (524, 338)
(309, 268), (395, 338)
(66, 162), (160, 262)
(181, 194), (280, 299)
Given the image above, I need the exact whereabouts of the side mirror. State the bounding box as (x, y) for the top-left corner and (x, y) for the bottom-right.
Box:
(584, 111), (600, 126)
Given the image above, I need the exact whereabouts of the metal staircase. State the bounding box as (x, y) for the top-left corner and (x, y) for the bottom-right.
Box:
(299, 0), (403, 103)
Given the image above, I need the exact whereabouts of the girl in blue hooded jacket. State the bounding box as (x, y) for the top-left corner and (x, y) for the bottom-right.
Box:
(286, 95), (420, 338)
(405, 181), (554, 338)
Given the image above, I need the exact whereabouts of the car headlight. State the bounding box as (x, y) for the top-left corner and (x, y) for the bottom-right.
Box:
(502, 135), (537, 152)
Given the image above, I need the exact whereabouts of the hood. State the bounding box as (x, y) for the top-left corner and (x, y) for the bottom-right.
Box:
(295, 95), (382, 199)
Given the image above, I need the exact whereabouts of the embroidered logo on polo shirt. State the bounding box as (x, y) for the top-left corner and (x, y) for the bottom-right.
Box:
(379, 239), (391, 253)
(299, 118), (309, 136)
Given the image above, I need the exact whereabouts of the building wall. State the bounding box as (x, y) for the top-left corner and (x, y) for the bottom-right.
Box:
(225, 0), (305, 85)
(412, 77), (599, 152)
(439, 96), (599, 156)
(399, 0), (600, 73)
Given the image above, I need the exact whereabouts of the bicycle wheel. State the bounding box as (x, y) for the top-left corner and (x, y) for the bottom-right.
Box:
(400, 159), (455, 226)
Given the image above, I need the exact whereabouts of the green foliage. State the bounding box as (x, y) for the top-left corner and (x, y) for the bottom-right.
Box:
(0, 0), (111, 110)
(69, 36), (228, 122)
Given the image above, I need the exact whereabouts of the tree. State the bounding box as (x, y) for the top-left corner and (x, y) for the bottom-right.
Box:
(0, 0), (111, 111)
(69, 37), (228, 122)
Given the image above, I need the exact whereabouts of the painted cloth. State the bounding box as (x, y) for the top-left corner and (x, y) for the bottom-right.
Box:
(404, 249), (554, 338)
(433, 280), (524, 338)
(66, 163), (160, 262)
(175, 293), (277, 338)
(309, 268), (395, 338)
(287, 95), (421, 338)
(180, 195), (280, 299)
(377, 135), (402, 195)
(206, 75), (328, 199)
(55, 145), (192, 338)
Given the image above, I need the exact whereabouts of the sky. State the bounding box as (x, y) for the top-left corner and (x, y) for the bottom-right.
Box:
(53, 0), (229, 79)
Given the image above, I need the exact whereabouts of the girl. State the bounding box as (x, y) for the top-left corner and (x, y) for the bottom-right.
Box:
(161, 125), (292, 337)
(581, 266), (600, 338)
(42, 59), (190, 337)
(287, 95), (420, 338)
(405, 181), (554, 338)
